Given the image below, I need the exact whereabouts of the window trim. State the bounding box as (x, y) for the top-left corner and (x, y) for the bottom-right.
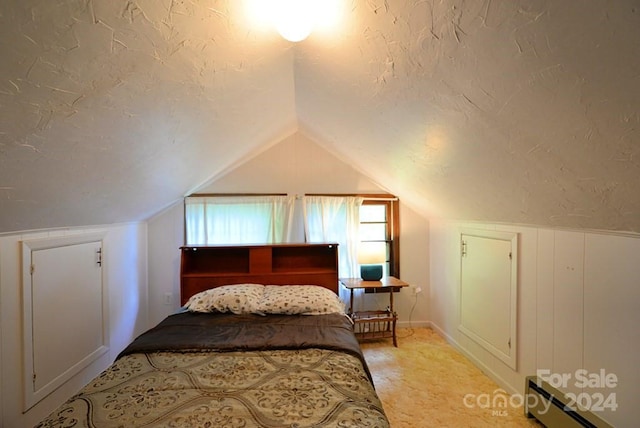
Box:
(361, 197), (399, 278)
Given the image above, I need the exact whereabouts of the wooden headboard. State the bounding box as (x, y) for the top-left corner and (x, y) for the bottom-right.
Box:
(179, 243), (339, 305)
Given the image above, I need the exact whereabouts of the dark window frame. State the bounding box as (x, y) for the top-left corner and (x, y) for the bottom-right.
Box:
(360, 195), (400, 278)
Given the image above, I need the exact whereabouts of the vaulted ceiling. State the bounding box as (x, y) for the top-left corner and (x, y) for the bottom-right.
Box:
(1, 0), (639, 234)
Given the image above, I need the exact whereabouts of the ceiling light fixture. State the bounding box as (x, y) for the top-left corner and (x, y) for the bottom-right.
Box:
(272, 0), (315, 42)
(244, 0), (343, 43)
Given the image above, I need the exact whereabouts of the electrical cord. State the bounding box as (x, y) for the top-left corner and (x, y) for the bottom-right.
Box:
(397, 291), (418, 339)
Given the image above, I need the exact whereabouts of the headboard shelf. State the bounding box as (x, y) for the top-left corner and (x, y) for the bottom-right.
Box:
(180, 243), (339, 305)
(271, 267), (337, 273)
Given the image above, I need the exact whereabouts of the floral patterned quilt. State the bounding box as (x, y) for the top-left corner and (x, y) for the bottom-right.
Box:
(36, 313), (389, 427)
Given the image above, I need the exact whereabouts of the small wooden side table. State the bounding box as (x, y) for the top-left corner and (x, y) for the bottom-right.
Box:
(340, 276), (409, 347)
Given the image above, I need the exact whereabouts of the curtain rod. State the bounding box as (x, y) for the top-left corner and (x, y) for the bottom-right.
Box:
(304, 193), (398, 201)
(186, 193), (398, 201)
(187, 193), (288, 197)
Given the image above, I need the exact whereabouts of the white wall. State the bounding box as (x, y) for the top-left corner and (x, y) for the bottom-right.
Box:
(0, 223), (148, 428)
(147, 203), (185, 326)
(429, 219), (640, 428)
(147, 132), (430, 327)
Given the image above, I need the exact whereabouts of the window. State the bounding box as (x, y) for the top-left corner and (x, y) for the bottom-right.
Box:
(184, 193), (400, 278)
(359, 196), (399, 277)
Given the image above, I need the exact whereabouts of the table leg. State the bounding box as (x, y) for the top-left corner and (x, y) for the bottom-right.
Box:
(389, 289), (398, 347)
(392, 317), (398, 347)
(349, 288), (354, 315)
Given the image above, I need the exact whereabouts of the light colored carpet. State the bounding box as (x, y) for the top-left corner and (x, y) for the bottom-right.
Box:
(360, 328), (543, 428)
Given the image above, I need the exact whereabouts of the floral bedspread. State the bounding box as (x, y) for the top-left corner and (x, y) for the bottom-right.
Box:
(36, 312), (389, 427)
(36, 349), (388, 427)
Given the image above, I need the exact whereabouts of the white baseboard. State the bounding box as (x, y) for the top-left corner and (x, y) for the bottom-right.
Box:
(397, 320), (431, 329)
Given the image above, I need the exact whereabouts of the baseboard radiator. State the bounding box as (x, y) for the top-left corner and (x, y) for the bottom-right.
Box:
(524, 376), (613, 428)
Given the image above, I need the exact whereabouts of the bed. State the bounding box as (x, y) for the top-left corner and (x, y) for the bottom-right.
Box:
(36, 243), (389, 427)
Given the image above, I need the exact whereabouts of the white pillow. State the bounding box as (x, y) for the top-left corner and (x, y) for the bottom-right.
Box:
(184, 284), (264, 314)
(257, 285), (346, 315)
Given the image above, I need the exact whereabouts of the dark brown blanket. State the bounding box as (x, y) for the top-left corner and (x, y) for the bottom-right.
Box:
(117, 311), (374, 382)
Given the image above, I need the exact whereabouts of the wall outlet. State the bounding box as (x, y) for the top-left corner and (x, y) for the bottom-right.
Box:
(163, 293), (173, 305)
(413, 286), (423, 295)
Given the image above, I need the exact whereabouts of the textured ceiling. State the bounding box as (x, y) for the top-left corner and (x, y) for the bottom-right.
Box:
(1, 0), (639, 234)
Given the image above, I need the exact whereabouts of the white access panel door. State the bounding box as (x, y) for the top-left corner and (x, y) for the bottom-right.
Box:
(22, 235), (107, 410)
(459, 230), (518, 369)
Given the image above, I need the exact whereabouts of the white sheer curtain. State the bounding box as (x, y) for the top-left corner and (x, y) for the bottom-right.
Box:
(303, 195), (363, 306)
(185, 195), (295, 245)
